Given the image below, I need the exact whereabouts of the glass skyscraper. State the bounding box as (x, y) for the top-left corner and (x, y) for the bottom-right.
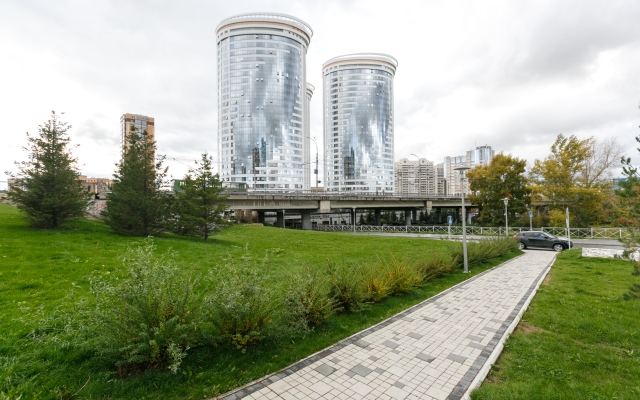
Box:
(322, 54), (397, 194)
(216, 13), (313, 190)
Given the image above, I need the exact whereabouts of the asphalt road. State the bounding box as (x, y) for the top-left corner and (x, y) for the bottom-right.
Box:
(342, 232), (624, 249)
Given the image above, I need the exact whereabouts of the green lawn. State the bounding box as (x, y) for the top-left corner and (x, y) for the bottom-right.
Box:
(0, 204), (519, 399)
(471, 250), (640, 400)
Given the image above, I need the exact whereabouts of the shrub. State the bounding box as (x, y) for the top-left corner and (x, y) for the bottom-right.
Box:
(284, 267), (338, 331)
(377, 254), (422, 296)
(209, 254), (281, 353)
(414, 250), (456, 282)
(447, 237), (518, 269)
(325, 259), (368, 313)
(360, 262), (390, 303)
(87, 239), (209, 374)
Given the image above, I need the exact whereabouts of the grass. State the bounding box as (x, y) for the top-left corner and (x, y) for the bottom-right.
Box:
(0, 203), (519, 399)
(471, 250), (640, 400)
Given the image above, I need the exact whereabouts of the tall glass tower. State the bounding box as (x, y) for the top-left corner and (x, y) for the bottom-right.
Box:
(216, 13), (313, 191)
(322, 53), (397, 194)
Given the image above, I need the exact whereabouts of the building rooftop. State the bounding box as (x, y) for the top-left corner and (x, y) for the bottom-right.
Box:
(322, 53), (398, 70)
(216, 13), (313, 39)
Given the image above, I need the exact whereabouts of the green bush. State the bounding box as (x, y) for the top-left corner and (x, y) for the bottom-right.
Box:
(377, 254), (422, 296)
(210, 255), (281, 353)
(325, 259), (368, 313)
(414, 250), (456, 282)
(87, 239), (210, 374)
(447, 237), (518, 269)
(284, 267), (338, 331)
(360, 261), (390, 303)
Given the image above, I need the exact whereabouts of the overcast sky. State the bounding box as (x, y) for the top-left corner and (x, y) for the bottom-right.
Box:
(2, 0), (639, 182)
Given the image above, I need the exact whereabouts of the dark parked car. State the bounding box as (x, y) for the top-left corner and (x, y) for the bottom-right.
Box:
(514, 231), (574, 252)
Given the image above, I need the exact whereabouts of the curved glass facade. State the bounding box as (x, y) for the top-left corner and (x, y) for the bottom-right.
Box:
(216, 14), (312, 190)
(322, 54), (397, 194)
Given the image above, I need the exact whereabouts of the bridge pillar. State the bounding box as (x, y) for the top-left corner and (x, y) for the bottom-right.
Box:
(405, 209), (412, 226)
(257, 211), (265, 224)
(276, 211), (285, 228)
(301, 210), (312, 230)
(412, 209), (417, 223)
(436, 208), (442, 224)
(467, 208), (472, 224)
(375, 209), (381, 226)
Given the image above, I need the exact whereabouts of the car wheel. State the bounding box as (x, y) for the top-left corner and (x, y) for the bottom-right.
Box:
(553, 243), (564, 252)
(519, 242), (526, 250)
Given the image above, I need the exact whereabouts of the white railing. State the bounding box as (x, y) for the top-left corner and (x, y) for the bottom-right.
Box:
(311, 225), (632, 239)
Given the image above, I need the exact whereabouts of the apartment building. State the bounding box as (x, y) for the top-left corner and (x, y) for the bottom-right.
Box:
(445, 145), (495, 196)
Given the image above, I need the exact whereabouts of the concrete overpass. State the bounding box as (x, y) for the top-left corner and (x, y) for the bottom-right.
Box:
(223, 193), (473, 229)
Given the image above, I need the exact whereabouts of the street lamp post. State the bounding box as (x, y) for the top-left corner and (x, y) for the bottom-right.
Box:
(455, 166), (470, 274)
(308, 136), (319, 193)
(503, 198), (510, 236)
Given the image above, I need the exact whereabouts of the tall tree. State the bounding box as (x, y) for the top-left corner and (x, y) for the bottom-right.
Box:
(102, 126), (169, 236)
(468, 153), (531, 226)
(171, 153), (229, 241)
(530, 133), (621, 226)
(6, 111), (91, 228)
(617, 135), (640, 222)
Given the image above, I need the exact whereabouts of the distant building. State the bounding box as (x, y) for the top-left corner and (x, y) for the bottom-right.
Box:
(120, 114), (155, 157)
(445, 145), (495, 196)
(78, 175), (112, 194)
(171, 179), (186, 192)
(394, 158), (436, 195)
(436, 163), (446, 195)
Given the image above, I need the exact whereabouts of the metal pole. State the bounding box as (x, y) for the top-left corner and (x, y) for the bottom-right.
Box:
(505, 201), (509, 236)
(461, 177), (469, 274)
(566, 207), (571, 249)
(530, 209), (533, 231)
(353, 207), (356, 233)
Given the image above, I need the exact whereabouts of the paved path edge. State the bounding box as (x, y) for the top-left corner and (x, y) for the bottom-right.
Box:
(212, 252), (526, 400)
(460, 256), (555, 400)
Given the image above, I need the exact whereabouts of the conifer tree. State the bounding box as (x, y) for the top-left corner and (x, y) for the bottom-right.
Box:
(7, 111), (91, 228)
(102, 126), (169, 236)
(171, 153), (228, 241)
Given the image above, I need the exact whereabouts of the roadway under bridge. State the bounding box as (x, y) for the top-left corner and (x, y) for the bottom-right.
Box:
(224, 194), (474, 230)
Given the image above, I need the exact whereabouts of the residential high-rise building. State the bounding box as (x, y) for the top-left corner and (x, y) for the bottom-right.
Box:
(120, 114), (154, 157)
(305, 83), (315, 190)
(216, 13), (313, 191)
(436, 163), (446, 195)
(322, 53), (397, 194)
(445, 145), (495, 196)
(394, 158), (435, 195)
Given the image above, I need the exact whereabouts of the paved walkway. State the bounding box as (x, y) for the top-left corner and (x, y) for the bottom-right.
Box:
(217, 251), (556, 400)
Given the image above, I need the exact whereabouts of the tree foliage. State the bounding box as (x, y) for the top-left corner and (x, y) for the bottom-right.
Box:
(102, 126), (169, 236)
(530, 133), (623, 226)
(468, 153), (532, 226)
(171, 153), (228, 241)
(6, 111), (91, 228)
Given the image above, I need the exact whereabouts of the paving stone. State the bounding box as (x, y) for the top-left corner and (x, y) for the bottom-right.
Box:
(216, 251), (556, 400)
(350, 364), (373, 377)
(383, 340), (400, 349)
(314, 363), (336, 377)
(468, 342), (485, 350)
(416, 353), (436, 362)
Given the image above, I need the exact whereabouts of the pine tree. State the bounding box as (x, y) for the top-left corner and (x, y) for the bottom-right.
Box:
(102, 126), (169, 236)
(358, 212), (366, 225)
(171, 153), (229, 241)
(7, 111), (91, 228)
